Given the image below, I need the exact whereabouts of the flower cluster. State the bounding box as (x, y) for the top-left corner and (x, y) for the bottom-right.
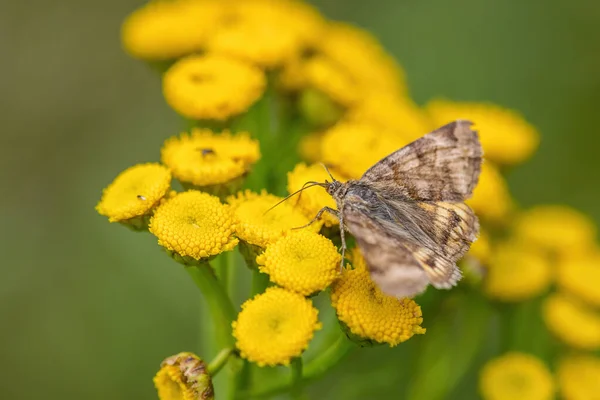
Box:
(94, 1), (600, 399)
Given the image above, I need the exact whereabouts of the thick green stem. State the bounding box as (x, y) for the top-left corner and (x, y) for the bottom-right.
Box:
(238, 333), (353, 399)
(290, 358), (304, 399)
(208, 348), (234, 376)
(185, 263), (236, 349)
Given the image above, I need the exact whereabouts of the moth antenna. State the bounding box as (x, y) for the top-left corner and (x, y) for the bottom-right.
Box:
(319, 163), (337, 182)
(263, 181), (325, 215)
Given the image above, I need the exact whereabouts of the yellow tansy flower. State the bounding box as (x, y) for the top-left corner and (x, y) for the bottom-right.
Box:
(154, 352), (214, 400)
(558, 355), (600, 400)
(96, 163), (171, 225)
(232, 287), (321, 366)
(149, 191), (238, 262)
(557, 252), (600, 308)
(227, 190), (321, 249)
(302, 56), (361, 108)
(345, 93), (432, 141)
(426, 99), (540, 165)
(161, 129), (260, 190)
(317, 22), (406, 95)
(320, 121), (410, 179)
(467, 162), (513, 223)
(484, 241), (552, 302)
(207, 0), (323, 68)
(330, 249), (426, 347)
(479, 352), (555, 400)
(256, 231), (341, 296)
(543, 293), (600, 350)
(121, 0), (224, 60)
(514, 205), (597, 257)
(286, 163), (342, 227)
(163, 54), (266, 121)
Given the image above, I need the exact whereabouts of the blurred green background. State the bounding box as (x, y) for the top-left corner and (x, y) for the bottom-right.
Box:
(2, 0), (599, 399)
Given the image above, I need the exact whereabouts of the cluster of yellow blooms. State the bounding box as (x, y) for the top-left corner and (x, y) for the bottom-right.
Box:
(95, 0), (600, 399)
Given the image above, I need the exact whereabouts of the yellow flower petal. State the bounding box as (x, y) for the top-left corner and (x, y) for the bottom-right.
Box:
(484, 242), (552, 302)
(330, 249), (425, 347)
(149, 191), (238, 261)
(543, 292), (600, 350)
(467, 162), (513, 222)
(154, 352), (214, 400)
(257, 231), (341, 296)
(121, 0), (224, 60)
(161, 129), (260, 187)
(232, 287), (321, 366)
(558, 354), (600, 400)
(163, 54), (266, 121)
(96, 163), (171, 223)
(479, 352), (555, 400)
(515, 205), (597, 256)
(227, 190), (321, 248)
(302, 56), (361, 107)
(426, 99), (540, 165)
(286, 163), (342, 227)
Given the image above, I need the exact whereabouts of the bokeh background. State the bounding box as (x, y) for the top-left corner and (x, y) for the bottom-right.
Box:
(2, 0), (599, 399)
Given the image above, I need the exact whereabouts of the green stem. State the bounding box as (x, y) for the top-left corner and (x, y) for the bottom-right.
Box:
(185, 262), (236, 349)
(290, 358), (304, 399)
(208, 348), (234, 376)
(251, 269), (270, 296)
(238, 333), (353, 399)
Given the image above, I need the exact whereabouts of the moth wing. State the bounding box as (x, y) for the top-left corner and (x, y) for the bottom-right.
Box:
(343, 206), (430, 298)
(361, 120), (482, 202)
(414, 201), (480, 263)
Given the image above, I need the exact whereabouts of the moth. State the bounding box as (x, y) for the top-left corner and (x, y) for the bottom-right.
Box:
(310, 120), (482, 298)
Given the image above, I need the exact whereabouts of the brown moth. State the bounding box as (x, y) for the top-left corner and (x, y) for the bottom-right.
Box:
(312, 120), (482, 298)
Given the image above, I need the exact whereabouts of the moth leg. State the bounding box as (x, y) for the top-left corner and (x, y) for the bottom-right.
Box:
(338, 212), (346, 271)
(292, 206), (339, 230)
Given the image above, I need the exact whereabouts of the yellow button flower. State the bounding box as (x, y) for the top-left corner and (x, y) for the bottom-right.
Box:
(96, 163), (172, 225)
(558, 355), (600, 400)
(515, 205), (597, 257)
(163, 54), (266, 121)
(207, 0), (324, 68)
(154, 352), (214, 400)
(161, 129), (260, 189)
(467, 162), (513, 223)
(149, 191), (238, 262)
(227, 190), (321, 249)
(557, 252), (600, 308)
(232, 287), (321, 366)
(317, 22), (406, 95)
(426, 99), (540, 165)
(286, 163), (342, 227)
(320, 121), (411, 179)
(121, 0), (224, 60)
(302, 56), (361, 108)
(543, 293), (600, 350)
(330, 249), (426, 347)
(484, 242), (552, 302)
(479, 352), (555, 400)
(346, 92), (432, 142)
(256, 231), (341, 296)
